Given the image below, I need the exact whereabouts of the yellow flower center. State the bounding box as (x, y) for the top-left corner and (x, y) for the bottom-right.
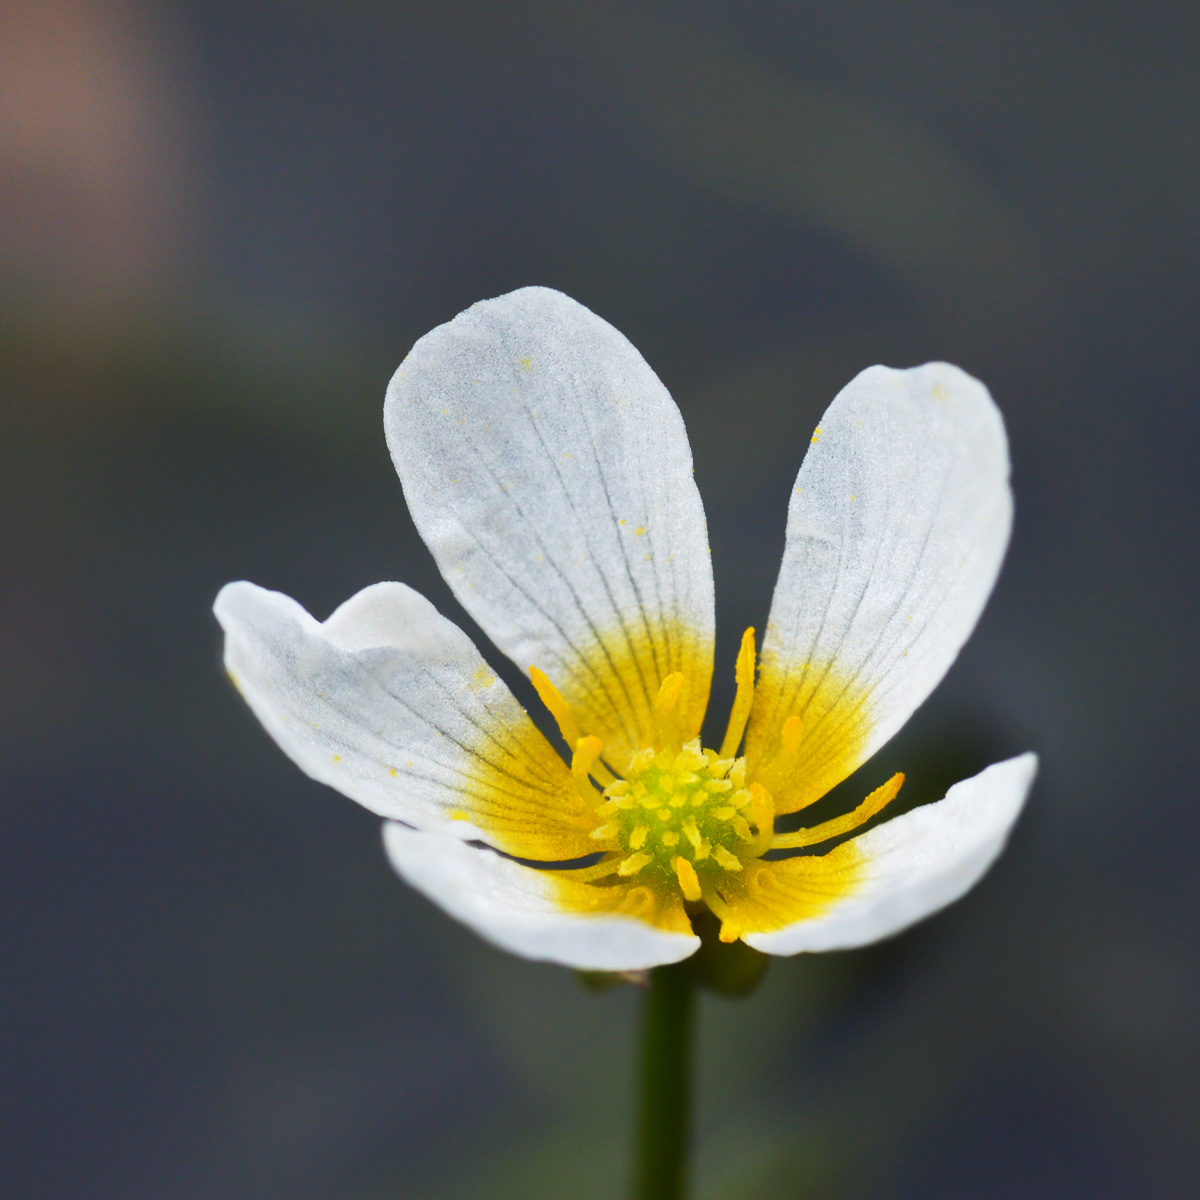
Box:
(529, 625), (903, 924)
(597, 740), (767, 898)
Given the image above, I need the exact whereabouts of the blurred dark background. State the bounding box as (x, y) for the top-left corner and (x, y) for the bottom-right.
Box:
(3, 3), (1198, 1197)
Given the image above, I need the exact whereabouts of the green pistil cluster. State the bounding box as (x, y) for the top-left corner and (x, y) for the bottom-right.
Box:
(595, 740), (755, 880)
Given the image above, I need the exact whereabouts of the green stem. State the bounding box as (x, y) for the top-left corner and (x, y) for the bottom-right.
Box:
(633, 961), (694, 1200)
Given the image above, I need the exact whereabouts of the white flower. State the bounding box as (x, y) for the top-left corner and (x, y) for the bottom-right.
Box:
(215, 287), (1036, 972)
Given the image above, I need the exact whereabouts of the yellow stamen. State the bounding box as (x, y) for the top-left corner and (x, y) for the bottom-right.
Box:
(674, 855), (702, 901)
(527, 668), (618, 787)
(719, 626), (757, 758)
(781, 715), (803, 755)
(653, 672), (687, 749)
(559, 857), (622, 882)
(618, 851), (653, 876)
(771, 772), (905, 850)
(571, 735), (605, 803)
(629, 824), (649, 850)
(529, 664), (580, 748)
(590, 761), (617, 787)
(703, 888), (742, 941)
(754, 714), (804, 794)
(712, 844), (742, 872)
(748, 781), (775, 855)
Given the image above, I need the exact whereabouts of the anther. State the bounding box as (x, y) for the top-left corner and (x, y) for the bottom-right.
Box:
(653, 672), (687, 749)
(719, 626), (757, 758)
(618, 851), (652, 877)
(674, 856), (702, 902)
(749, 781), (775, 855)
(754, 715), (804, 793)
(771, 772), (905, 850)
(781, 715), (803, 755)
(712, 845), (742, 872)
(529, 665), (581, 750)
(571, 735), (605, 803)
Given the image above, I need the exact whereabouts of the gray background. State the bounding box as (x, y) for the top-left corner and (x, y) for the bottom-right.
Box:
(3, 3), (1197, 1197)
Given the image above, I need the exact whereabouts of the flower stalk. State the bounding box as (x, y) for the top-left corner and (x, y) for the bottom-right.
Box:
(634, 961), (694, 1200)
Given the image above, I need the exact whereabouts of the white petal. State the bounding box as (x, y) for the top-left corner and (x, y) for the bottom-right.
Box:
(383, 824), (701, 971)
(744, 753), (1037, 954)
(385, 287), (714, 769)
(215, 580), (598, 861)
(747, 363), (1013, 811)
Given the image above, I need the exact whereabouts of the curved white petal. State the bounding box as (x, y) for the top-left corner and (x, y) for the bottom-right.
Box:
(383, 824), (701, 971)
(385, 287), (714, 770)
(747, 363), (1013, 811)
(744, 753), (1037, 955)
(215, 580), (597, 861)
